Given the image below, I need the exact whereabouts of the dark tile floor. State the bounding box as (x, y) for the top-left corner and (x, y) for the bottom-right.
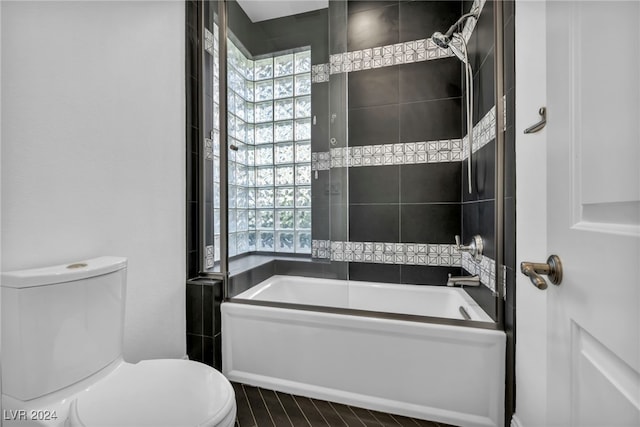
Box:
(232, 382), (458, 427)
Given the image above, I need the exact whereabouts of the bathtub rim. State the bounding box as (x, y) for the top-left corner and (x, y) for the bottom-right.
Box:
(225, 297), (501, 331)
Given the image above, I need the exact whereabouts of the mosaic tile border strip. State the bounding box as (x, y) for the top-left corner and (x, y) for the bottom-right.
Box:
(205, 245), (214, 269)
(310, 138), (465, 170)
(462, 95), (507, 160)
(312, 240), (462, 267)
(328, 39), (453, 75)
(311, 152), (331, 171)
(311, 64), (330, 83)
(311, 239), (331, 258)
(461, 252), (496, 293)
(204, 138), (213, 160)
(331, 139), (463, 168)
(462, 106), (495, 160)
(313, 239), (502, 294)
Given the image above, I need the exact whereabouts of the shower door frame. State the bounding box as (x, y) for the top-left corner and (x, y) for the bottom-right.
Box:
(494, 0), (506, 332)
(198, 0), (231, 295)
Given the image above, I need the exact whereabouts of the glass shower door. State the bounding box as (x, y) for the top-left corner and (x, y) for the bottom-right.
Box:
(221, 0), (349, 297)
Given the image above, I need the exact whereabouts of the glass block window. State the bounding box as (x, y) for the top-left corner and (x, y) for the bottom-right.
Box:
(217, 40), (312, 260)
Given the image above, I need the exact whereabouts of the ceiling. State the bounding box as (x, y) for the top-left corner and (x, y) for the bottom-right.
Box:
(236, 0), (329, 23)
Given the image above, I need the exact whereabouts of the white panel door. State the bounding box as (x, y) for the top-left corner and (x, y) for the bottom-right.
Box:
(544, 2), (640, 426)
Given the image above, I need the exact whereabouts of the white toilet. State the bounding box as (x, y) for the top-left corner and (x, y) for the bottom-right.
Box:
(1, 257), (237, 427)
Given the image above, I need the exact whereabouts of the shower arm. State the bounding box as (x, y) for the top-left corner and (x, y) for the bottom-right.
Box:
(443, 12), (478, 39)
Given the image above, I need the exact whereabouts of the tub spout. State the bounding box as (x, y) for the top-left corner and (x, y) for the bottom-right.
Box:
(446, 274), (480, 287)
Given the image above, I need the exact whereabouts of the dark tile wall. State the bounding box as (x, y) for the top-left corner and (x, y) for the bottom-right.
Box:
(186, 279), (224, 369)
(345, 0), (464, 285)
(346, 1), (463, 51)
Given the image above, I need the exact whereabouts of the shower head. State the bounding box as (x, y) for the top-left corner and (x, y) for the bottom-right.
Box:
(431, 31), (451, 49)
(430, 12), (478, 50)
(430, 31), (468, 64)
(449, 35), (468, 64)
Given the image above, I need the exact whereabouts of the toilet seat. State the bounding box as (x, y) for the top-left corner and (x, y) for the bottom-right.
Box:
(67, 359), (236, 427)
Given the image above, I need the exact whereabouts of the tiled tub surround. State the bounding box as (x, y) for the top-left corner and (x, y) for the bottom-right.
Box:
(212, 0), (501, 290)
(302, 0), (502, 293)
(223, 276), (505, 427)
(205, 0), (497, 288)
(201, 0), (496, 273)
(309, 101), (503, 292)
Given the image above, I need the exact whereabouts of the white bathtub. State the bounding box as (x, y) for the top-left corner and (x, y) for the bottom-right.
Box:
(234, 275), (494, 321)
(222, 276), (505, 427)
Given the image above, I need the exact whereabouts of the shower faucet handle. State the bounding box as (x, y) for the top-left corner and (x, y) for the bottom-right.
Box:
(454, 235), (484, 262)
(454, 235), (470, 250)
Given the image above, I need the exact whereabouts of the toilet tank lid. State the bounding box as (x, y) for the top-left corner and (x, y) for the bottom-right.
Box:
(1, 256), (127, 288)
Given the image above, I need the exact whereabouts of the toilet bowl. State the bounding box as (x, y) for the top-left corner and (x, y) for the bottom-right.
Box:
(1, 257), (236, 427)
(2, 359), (236, 427)
(67, 359), (236, 427)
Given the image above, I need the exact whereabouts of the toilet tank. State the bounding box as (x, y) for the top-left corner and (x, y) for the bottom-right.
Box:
(1, 257), (127, 401)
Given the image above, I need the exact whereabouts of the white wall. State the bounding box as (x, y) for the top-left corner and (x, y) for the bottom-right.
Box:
(1, 1), (186, 362)
(513, 1), (548, 426)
